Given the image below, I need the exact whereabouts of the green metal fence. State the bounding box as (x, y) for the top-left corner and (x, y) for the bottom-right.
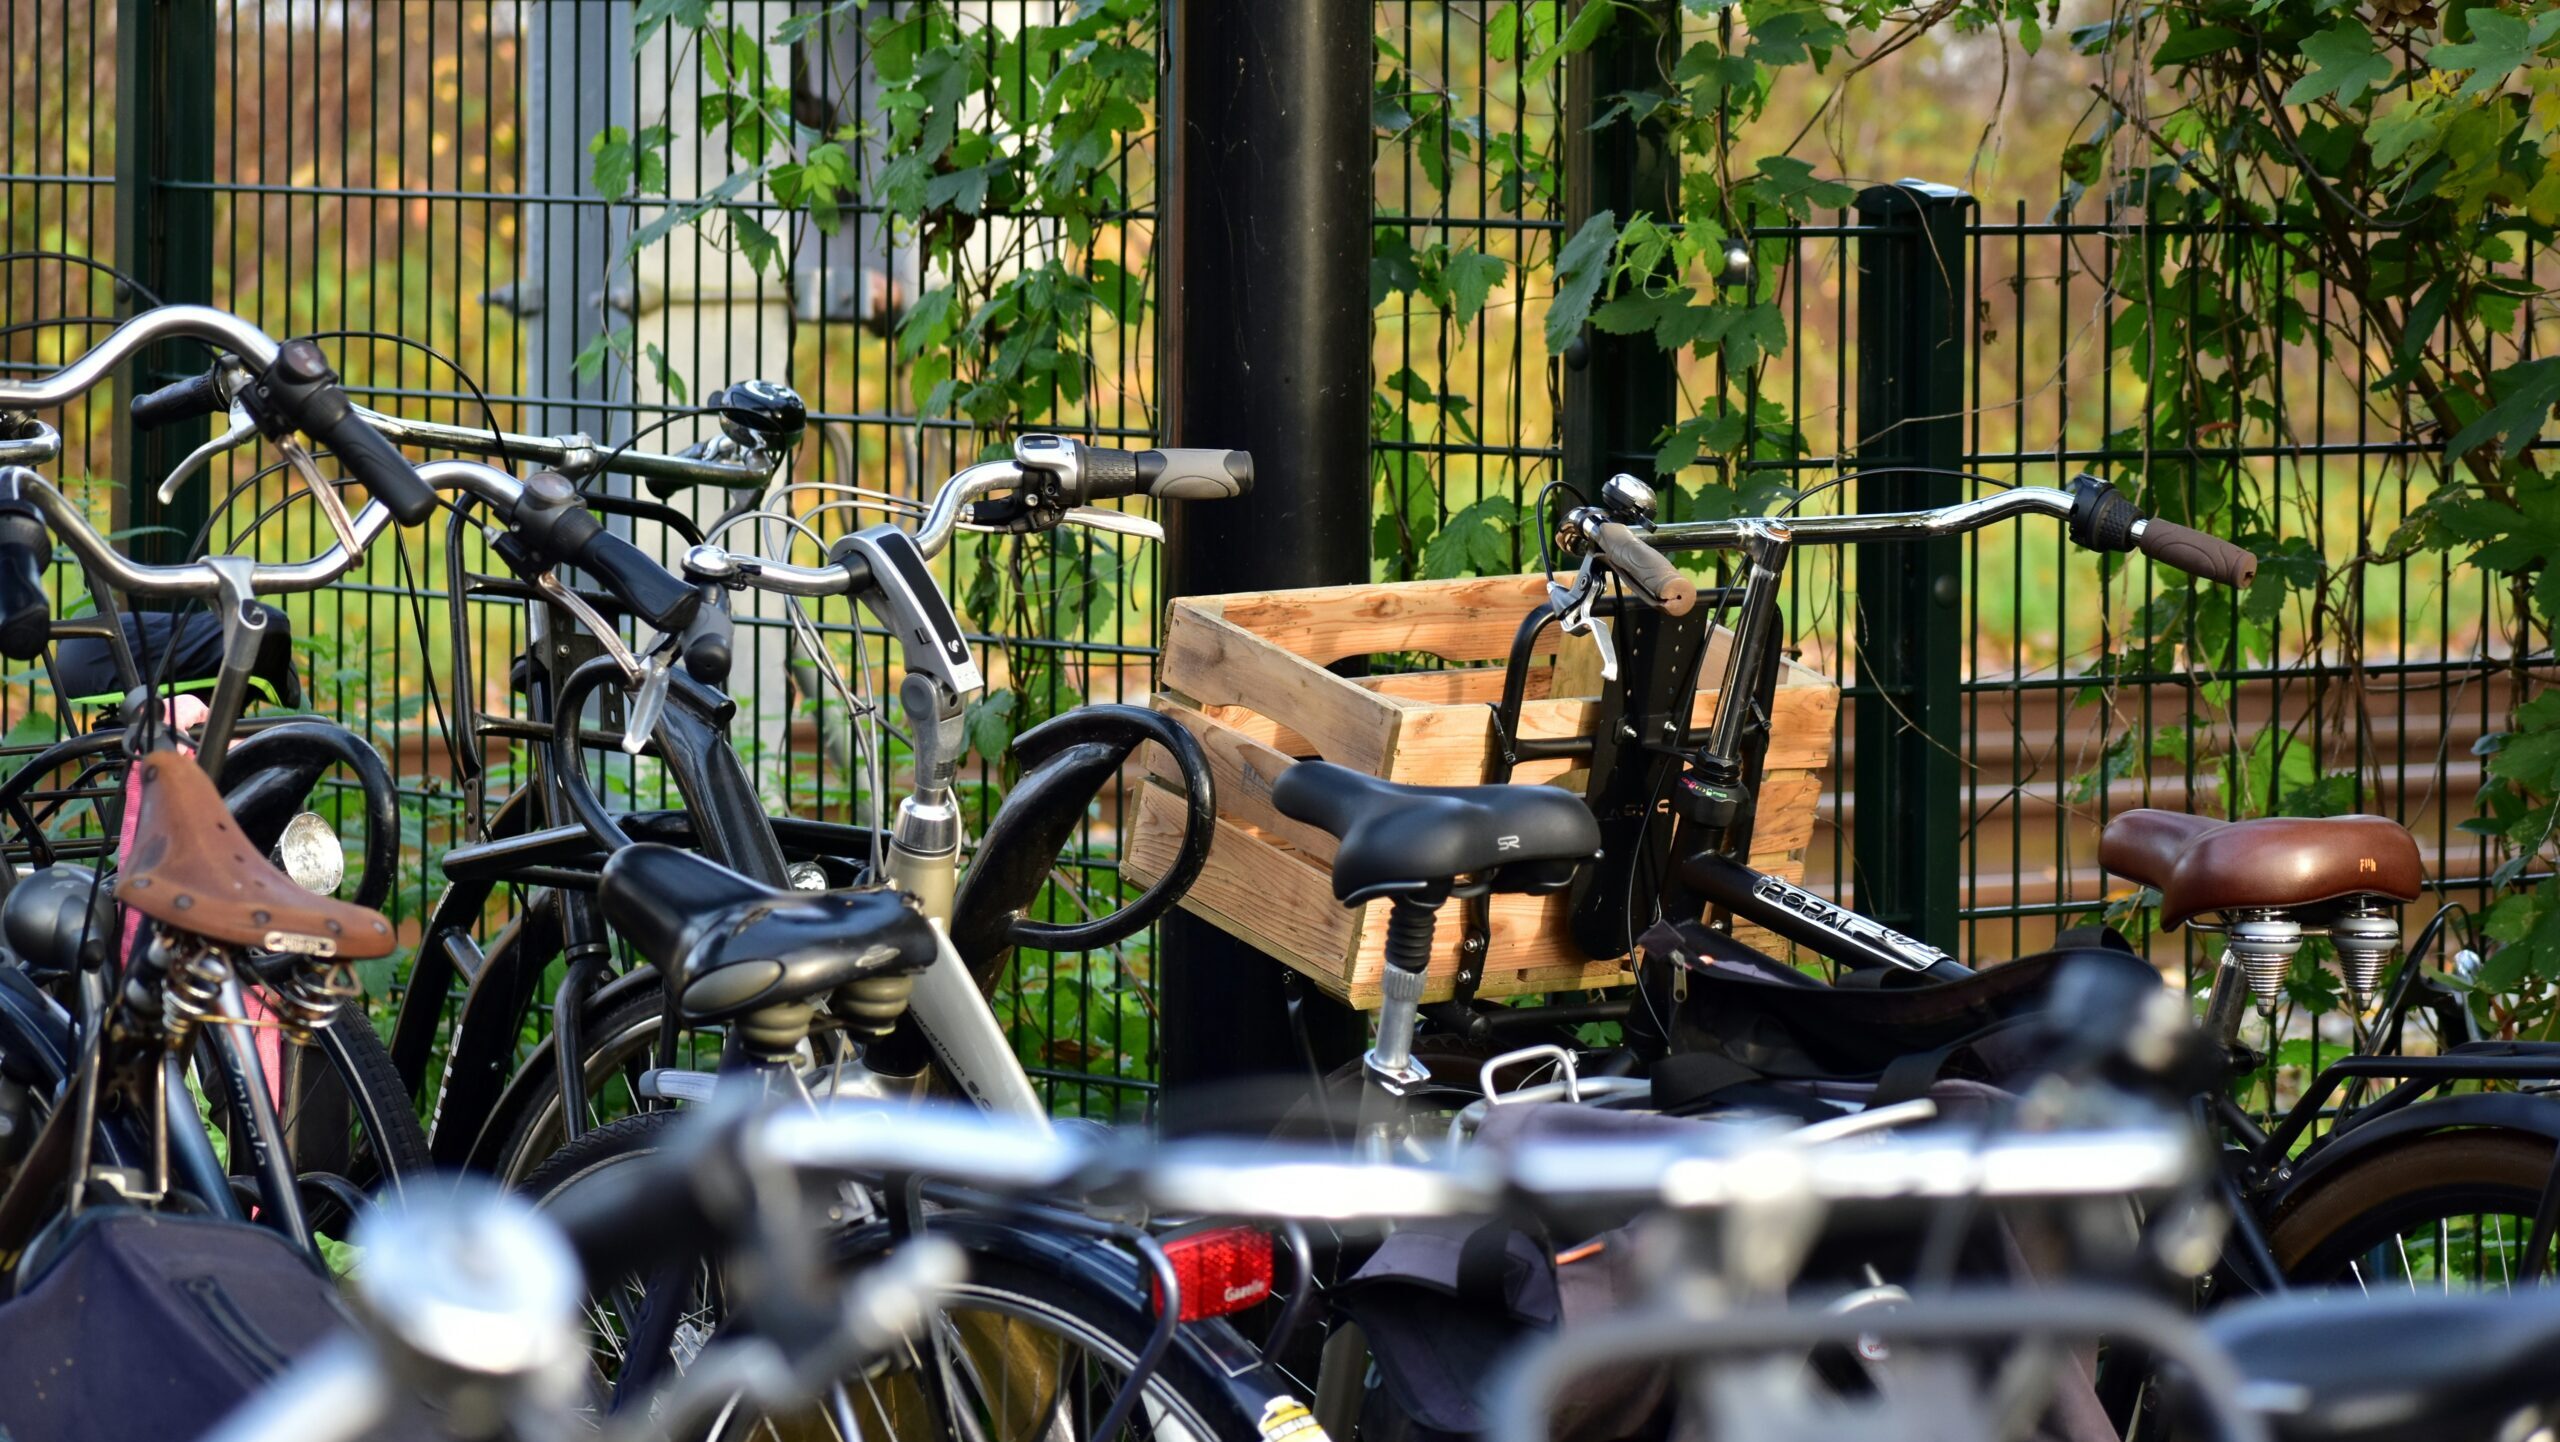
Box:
(0, 1), (2536, 1115)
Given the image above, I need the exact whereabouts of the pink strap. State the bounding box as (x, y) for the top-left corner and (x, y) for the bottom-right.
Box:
(118, 701), (288, 1108)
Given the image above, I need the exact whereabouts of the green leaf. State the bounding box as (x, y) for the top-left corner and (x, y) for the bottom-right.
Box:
(1444, 248), (1507, 328)
(589, 126), (635, 202)
(964, 688), (1019, 764)
(633, 0), (714, 50)
(2283, 22), (2392, 108)
(571, 324), (634, 384)
(2153, 24), (2245, 63)
(728, 205), (781, 275)
(1544, 210), (1617, 352)
(641, 343), (690, 406)
(2446, 356), (2560, 466)
(2429, 8), (2560, 101)
(1749, 155), (1857, 218)
(1090, 257), (1144, 326)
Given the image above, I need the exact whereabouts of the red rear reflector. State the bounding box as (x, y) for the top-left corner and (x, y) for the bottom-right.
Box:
(1153, 1226), (1275, 1321)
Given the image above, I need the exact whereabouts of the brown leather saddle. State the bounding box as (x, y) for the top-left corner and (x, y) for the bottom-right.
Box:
(118, 751), (396, 960)
(2098, 808), (2424, 928)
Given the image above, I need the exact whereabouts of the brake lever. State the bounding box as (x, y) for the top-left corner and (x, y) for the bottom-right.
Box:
(1061, 506), (1164, 544)
(620, 644), (678, 757)
(1549, 564), (1618, 681)
(276, 437), (366, 556)
(155, 401), (258, 505)
(533, 570), (645, 683)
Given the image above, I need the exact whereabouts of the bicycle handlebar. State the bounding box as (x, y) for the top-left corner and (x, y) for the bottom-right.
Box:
(0, 459), (526, 602)
(1585, 520), (1695, 616)
(1639, 479), (2260, 589)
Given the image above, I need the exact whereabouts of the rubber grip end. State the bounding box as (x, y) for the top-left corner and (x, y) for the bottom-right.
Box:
(1593, 521), (1696, 616)
(1139, 449), (1252, 500)
(2137, 519), (2258, 588)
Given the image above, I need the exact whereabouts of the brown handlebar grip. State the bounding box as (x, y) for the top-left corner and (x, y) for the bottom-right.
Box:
(2136, 518), (2258, 588)
(1592, 522), (1696, 616)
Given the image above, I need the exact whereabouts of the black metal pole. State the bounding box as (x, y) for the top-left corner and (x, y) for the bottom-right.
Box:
(113, 0), (216, 566)
(1561, 0), (1678, 490)
(1158, 0), (1373, 1120)
(1851, 181), (1974, 953)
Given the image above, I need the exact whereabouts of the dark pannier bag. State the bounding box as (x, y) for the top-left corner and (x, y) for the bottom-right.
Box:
(0, 1207), (441, 1441)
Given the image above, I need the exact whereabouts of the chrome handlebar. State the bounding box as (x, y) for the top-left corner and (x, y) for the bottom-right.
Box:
(1647, 486), (2081, 552)
(0, 304), (775, 489)
(711, 1097), (2204, 1227)
(0, 304), (285, 407)
(10, 458), (524, 601)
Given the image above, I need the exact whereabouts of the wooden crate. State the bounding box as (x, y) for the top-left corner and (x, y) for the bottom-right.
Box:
(1123, 573), (1838, 1009)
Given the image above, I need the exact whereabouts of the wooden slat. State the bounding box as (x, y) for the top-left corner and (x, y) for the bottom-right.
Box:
(1147, 697), (1343, 861)
(1157, 601), (1401, 774)
(1126, 782), (1358, 976)
(1199, 574), (1557, 666)
(1342, 888), (1633, 1005)
(1355, 666), (1552, 705)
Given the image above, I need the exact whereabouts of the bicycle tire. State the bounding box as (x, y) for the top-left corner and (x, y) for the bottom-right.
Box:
(518, 1111), (1291, 1442)
(196, 1013), (432, 1239)
(2266, 1128), (2560, 1287)
(474, 988), (673, 1184)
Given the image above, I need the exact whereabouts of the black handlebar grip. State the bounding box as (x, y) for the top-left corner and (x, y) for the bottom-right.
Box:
(0, 506), (49, 662)
(2136, 518), (2258, 588)
(570, 525), (704, 633)
(1591, 522), (1696, 617)
(130, 371), (226, 433)
(260, 340), (439, 527)
(1076, 445), (1142, 500)
(1137, 449), (1253, 500)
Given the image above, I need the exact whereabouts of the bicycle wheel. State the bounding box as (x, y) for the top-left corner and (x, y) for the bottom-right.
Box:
(519, 1111), (1287, 1442)
(2266, 1129), (2560, 1288)
(475, 988), (687, 1184)
(197, 1012), (431, 1241)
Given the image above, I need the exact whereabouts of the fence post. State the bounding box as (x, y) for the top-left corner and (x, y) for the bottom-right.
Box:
(1562, 0), (1678, 487)
(1157, 0), (1375, 1116)
(112, 0), (215, 566)
(1850, 181), (1974, 953)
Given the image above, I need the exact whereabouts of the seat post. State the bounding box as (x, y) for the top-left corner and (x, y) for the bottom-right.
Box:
(1367, 898), (1440, 1090)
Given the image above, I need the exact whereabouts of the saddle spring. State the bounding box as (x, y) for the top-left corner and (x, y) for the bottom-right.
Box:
(267, 958), (362, 1043)
(158, 946), (230, 1046)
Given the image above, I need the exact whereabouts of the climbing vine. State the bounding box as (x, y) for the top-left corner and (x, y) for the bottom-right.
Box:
(1369, 0), (2560, 1025)
(621, 0), (2560, 1029)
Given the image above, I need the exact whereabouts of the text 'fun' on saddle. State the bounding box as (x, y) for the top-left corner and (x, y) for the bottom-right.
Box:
(1271, 760), (1601, 905)
(596, 844), (939, 1029)
(118, 750), (395, 959)
(2098, 808), (2423, 927)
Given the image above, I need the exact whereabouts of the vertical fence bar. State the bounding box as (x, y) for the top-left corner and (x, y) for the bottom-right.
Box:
(1561, 0), (1676, 487)
(1850, 180), (1972, 951)
(112, 0), (215, 565)
(1157, 0), (1375, 1113)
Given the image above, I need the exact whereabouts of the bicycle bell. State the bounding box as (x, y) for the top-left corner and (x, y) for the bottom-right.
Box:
(1600, 473), (1658, 522)
(710, 378), (808, 453)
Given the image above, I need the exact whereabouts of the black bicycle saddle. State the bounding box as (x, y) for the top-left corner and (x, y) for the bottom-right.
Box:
(2202, 1289), (2560, 1442)
(597, 844), (938, 1025)
(1272, 760), (1600, 905)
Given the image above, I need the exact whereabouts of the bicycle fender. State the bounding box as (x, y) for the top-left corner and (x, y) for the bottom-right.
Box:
(837, 1210), (1298, 1394)
(2265, 1091), (2560, 1217)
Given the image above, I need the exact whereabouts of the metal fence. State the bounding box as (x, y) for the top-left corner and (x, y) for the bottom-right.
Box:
(0, 1), (2535, 1116)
